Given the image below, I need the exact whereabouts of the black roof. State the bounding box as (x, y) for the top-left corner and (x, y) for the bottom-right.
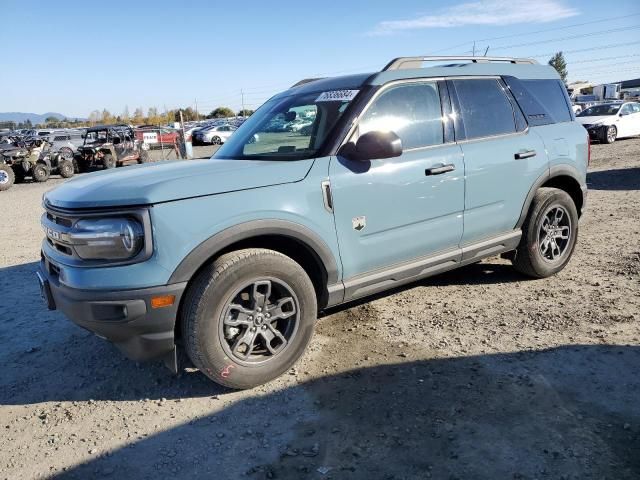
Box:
(85, 124), (131, 133)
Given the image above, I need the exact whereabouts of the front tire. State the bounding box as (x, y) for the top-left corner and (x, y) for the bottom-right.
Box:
(102, 153), (116, 169)
(181, 248), (317, 389)
(603, 125), (617, 144)
(211, 136), (221, 145)
(0, 165), (15, 191)
(512, 187), (578, 278)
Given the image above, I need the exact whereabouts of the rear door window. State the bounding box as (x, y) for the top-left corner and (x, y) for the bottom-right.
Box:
(504, 77), (572, 125)
(450, 79), (517, 139)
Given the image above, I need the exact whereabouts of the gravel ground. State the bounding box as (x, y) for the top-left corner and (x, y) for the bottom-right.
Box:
(0, 139), (638, 479)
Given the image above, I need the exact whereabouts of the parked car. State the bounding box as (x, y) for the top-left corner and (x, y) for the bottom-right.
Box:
(74, 125), (149, 171)
(38, 56), (588, 389)
(576, 102), (640, 143)
(134, 126), (180, 148)
(194, 124), (237, 145)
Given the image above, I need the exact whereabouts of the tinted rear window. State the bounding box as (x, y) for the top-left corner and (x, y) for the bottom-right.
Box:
(504, 77), (572, 126)
(450, 79), (517, 139)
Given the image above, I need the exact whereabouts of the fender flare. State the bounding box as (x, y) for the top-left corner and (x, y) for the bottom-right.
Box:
(167, 219), (340, 287)
(516, 164), (586, 228)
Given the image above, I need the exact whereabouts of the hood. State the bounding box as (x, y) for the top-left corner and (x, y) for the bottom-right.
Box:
(45, 157), (315, 209)
(576, 115), (616, 126)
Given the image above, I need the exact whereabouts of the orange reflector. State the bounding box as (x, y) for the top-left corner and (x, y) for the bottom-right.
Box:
(151, 295), (175, 309)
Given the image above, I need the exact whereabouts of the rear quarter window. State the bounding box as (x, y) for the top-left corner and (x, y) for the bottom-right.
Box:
(504, 77), (572, 125)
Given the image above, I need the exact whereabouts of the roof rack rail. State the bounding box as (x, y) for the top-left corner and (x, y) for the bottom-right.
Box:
(382, 56), (538, 71)
(291, 77), (326, 88)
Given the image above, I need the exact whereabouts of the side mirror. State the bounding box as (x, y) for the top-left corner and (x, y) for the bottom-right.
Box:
(284, 111), (297, 122)
(619, 111), (628, 116)
(345, 131), (403, 161)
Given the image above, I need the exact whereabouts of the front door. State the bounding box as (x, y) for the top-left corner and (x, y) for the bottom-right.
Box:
(329, 81), (465, 281)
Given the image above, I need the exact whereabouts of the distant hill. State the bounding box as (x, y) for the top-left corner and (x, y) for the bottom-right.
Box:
(0, 112), (85, 124)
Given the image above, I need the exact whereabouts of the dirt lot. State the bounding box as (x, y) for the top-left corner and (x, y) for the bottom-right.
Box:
(0, 139), (638, 479)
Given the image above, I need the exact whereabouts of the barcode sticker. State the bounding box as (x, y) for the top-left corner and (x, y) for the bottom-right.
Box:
(316, 90), (359, 102)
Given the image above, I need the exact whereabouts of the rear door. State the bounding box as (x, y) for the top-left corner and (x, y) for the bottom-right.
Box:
(448, 78), (548, 245)
(329, 80), (465, 280)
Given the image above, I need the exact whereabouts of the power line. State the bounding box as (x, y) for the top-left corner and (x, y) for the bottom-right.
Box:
(430, 12), (640, 54)
(571, 60), (640, 72)
(491, 25), (640, 51)
(531, 40), (640, 59)
(570, 53), (640, 64)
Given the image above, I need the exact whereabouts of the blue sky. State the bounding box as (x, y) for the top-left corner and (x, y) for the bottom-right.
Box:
(1, 0), (639, 118)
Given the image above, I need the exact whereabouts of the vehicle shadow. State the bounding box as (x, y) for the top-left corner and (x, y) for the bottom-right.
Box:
(1, 259), (528, 405)
(56, 345), (640, 479)
(587, 166), (640, 191)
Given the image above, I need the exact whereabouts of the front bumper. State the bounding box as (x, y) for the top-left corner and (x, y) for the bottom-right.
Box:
(39, 255), (186, 365)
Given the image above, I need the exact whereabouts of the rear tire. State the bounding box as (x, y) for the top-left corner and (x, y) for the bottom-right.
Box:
(58, 159), (75, 178)
(181, 248), (317, 389)
(512, 187), (578, 278)
(32, 163), (50, 183)
(0, 165), (15, 191)
(102, 153), (116, 169)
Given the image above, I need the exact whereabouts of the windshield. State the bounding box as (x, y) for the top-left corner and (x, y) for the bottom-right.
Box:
(578, 104), (621, 116)
(213, 89), (358, 160)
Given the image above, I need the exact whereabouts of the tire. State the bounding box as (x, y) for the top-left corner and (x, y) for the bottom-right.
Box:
(602, 125), (617, 144)
(32, 163), (50, 183)
(58, 147), (73, 160)
(102, 153), (116, 169)
(58, 159), (75, 178)
(512, 187), (579, 279)
(138, 149), (150, 164)
(211, 136), (221, 145)
(12, 165), (26, 184)
(0, 164), (15, 191)
(181, 248), (317, 389)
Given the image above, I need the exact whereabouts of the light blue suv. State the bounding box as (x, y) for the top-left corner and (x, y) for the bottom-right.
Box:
(38, 56), (588, 389)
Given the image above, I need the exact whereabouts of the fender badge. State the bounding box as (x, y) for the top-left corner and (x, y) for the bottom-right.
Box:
(352, 216), (366, 231)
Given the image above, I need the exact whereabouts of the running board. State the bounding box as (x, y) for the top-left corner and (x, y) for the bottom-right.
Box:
(339, 230), (521, 304)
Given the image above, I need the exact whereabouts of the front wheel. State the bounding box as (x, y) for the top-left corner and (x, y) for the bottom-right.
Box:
(211, 136), (222, 145)
(512, 187), (578, 278)
(603, 125), (617, 144)
(0, 164), (15, 191)
(102, 153), (116, 169)
(32, 163), (50, 183)
(181, 248), (317, 389)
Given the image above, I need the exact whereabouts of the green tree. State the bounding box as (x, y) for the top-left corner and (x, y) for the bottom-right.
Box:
(132, 107), (145, 125)
(237, 109), (254, 117)
(209, 107), (235, 119)
(548, 51), (568, 83)
(44, 116), (59, 124)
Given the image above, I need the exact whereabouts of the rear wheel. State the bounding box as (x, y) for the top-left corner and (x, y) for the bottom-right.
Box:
(512, 187), (578, 278)
(32, 163), (50, 183)
(138, 149), (150, 164)
(181, 248), (317, 389)
(102, 153), (116, 169)
(0, 165), (15, 191)
(58, 159), (75, 178)
(602, 125), (617, 144)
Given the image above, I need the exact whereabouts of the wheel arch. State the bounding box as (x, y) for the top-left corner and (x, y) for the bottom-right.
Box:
(517, 166), (586, 228)
(169, 220), (341, 317)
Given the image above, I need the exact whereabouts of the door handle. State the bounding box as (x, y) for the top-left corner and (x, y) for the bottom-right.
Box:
(514, 150), (537, 160)
(425, 164), (455, 176)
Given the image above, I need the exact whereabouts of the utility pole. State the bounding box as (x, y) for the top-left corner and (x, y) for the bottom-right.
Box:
(241, 89), (245, 117)
(194, 99), (199, 121)
(484, 46), (490, 56)
(472, 41), (476, 57)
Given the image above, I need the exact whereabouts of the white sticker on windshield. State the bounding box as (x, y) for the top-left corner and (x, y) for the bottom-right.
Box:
(316, 90), (359, 102)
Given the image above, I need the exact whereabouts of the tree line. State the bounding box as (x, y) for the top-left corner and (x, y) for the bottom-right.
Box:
(14, 106), (255, 130)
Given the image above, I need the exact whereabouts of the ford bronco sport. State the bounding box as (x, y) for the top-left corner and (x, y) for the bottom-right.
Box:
(38, 56), (588, 389)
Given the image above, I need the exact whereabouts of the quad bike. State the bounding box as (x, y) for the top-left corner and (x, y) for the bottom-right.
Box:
(0, 138), (73, 187)
(74, 125), (150, 172)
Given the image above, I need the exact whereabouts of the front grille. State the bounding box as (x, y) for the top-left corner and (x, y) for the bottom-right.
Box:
(46, 212), (73, 227)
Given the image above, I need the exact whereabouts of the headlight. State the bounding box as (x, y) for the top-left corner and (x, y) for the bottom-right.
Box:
(69, 217), (144, 260)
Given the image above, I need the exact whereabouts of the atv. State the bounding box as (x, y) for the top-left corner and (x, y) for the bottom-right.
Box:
(0, 137), (53, 186)
(74, 125), (150, 172)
